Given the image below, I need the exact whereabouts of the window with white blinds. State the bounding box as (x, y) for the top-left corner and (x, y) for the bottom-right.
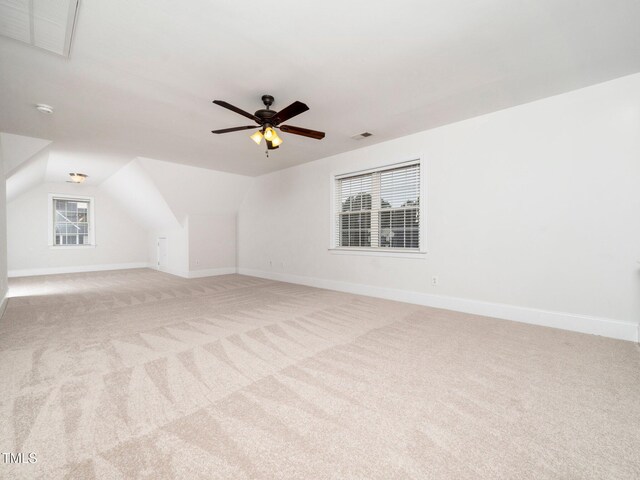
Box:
(335, 162), (421, 250)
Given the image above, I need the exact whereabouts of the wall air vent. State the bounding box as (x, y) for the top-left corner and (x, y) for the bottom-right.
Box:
(0, 0), (80, 57)
(351, 132), (373, 140)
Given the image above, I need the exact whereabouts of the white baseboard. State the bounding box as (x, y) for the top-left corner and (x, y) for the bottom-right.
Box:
(8, 262), (150, 278)
(238, 268), (639, 343)
(0, 289), (7, 320)
(188, 267), (237, 278)
(150, 265), (237, 279)
(151, 265), (189, 278)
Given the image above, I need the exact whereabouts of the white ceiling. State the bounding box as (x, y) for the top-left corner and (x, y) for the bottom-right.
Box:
(1, 0), (639, 177)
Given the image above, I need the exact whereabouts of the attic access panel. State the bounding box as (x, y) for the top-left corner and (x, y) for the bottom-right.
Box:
(0, 0), (79, 56)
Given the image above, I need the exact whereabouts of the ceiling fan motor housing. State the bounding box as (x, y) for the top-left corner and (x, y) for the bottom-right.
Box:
(255, 94), (277, 126)
(255, 109), (277, 124)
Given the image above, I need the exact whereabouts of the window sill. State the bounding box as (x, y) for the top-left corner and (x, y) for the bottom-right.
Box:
(49, 245), (96, 249)
(328, 248), (426, 259)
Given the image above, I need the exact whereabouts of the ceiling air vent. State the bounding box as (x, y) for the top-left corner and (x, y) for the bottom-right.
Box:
(0, 0), (80, 57)
(351, 132), (373, 140)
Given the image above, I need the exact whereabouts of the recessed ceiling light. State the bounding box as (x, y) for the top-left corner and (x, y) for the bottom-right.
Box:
(35, 104), (54, 114)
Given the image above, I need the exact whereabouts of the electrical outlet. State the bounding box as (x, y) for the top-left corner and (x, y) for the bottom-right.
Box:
(431, 276), (438, 286)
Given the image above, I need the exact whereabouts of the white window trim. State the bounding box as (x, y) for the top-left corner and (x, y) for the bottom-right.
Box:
(48, 193), (96, 248)
(329, 157), (427, 257)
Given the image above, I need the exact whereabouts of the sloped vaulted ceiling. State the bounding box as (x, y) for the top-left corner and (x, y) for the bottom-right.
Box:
(1, 132), (51, 176)
(1, 0), (639, 176)
(100, 157), (255, 232)
(100, 158), (181, 231)
(136, 157), (255, 220)
(1, 132), (52, 201)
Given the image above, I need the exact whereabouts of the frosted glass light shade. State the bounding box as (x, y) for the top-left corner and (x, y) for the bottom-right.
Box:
(271, 135), (283, 147)
(250, 130), (263, 145)
(263, 127), (276, 141)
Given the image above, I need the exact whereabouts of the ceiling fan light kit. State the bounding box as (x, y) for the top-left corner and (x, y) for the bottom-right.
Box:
(211, 94), (325, 155)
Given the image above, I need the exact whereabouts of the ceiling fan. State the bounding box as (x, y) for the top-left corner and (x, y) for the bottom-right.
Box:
(211, 95), (325, 150)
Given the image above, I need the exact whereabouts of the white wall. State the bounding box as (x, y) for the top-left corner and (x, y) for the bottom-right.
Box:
(0, 139), (8, 315)
(239, 73), (640, 341)
(148, 221), (189, 278)
(189, 214), (237, 274)
(147, 215), (237, 278)
(7, 182), (149, 275)
(137, 157), (253, 278)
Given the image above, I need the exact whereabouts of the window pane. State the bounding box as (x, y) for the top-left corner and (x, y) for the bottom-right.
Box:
(406, 229), (419, 249)
(337, 164), (419, 250)
(338, 212), (371, 247)
(379, 208), (420, 248)
(362, 212), (371, 247)
(339, 174), (372, 212)
(380, 164), (420, 209)
(53, 197), (91, 246)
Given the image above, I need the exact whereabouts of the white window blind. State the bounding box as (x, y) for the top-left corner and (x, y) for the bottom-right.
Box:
(335, 162), (420, 250)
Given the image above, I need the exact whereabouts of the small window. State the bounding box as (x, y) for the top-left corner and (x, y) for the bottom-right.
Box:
(49, 195), (95, 246)
(334, 161), (422, 251)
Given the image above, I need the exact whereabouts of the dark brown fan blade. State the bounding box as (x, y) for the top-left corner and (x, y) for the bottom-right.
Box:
(213, 100), (260, 123)
(272, 101), (309, 125)
(279, 124), (325, 140)
(211, 125), (257, 134)
(266, 140), (279, 150)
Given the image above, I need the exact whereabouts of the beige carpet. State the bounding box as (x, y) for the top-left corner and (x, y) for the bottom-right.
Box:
(0, 269), (639, 479)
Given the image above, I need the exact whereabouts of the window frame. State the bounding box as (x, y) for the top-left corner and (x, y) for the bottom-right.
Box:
(47, 193), (96, 248)
(329, 158), (426, 257)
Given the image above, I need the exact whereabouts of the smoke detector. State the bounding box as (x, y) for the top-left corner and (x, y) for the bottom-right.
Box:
(35, 104), (54, 114)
